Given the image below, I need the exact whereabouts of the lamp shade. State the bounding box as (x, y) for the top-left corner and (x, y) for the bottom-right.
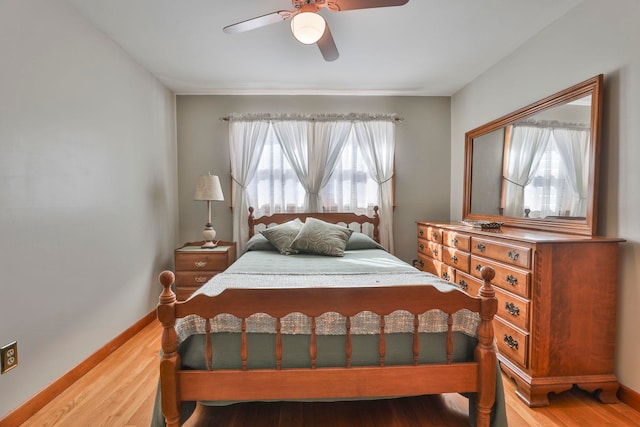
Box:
(291, 12), (326, 44)
(194, 174), (224, 201)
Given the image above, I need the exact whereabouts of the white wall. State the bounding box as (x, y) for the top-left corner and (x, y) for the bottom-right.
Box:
(176, 95), (451, 264)
(0, 0), (178, 416)
(451, 0), (640, 392)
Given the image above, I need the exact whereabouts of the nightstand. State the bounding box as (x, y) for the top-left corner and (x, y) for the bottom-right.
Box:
(174, 241), (236, 300)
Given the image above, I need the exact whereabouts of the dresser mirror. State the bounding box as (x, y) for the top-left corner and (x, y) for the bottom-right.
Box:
(463, 75), (603, 235)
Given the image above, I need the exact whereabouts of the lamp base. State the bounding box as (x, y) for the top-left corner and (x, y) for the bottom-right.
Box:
(202, 223), (217, 249)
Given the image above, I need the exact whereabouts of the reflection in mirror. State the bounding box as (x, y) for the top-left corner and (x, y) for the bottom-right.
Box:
(464, 75), (603, 235)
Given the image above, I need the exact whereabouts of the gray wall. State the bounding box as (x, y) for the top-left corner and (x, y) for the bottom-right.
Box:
(0, 0), (178, 416)
(176, 95), (451, 264)
(451, 0), (640, 392)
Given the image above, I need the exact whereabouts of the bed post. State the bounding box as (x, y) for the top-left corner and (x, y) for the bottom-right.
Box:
(248, 206), (256, 238)
(475, 266), (498, 427)
(372, 205), (380, 243)
(157, 271), (182, 427)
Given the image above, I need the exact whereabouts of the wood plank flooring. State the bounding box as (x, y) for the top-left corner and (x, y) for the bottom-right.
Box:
(19, 321), (640, 426)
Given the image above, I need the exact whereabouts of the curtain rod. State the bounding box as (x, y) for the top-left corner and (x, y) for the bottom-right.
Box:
(220, 113), (403, 123)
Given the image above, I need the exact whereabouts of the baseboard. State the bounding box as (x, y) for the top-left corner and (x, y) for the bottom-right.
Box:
(619, 384), (640, 412)
(0, 310), (156, 427)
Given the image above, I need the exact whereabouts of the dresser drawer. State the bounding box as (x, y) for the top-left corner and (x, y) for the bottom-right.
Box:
(471, 237), (532, 269)
(456, 271), (482, 295)
(470, 256), (531, 298)
(416, 255), (455, 282)
(442, 246), (470, 273)
(175, 271), (217, 288)
(443, 230), (471, 251)
(494, 287), (530, 331)
(418, 240), (442, 261)
(418, 224), (443, 244)
(175, 252), (229, 271)
(494, 317), (528, 368)
(176, 286), (200, 301)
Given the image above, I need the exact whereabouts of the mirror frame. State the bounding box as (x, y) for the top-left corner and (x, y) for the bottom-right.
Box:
(463, 74), (603, 236)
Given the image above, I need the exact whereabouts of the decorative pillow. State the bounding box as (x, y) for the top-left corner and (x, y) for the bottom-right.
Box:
(242, 234), (277, 254)
(259, 218), (303, 255)
(290, 217), (354, 257)
(345, 232), (385, 251)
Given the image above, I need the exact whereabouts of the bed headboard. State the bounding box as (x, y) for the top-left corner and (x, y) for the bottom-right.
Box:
(248, 206), (380, 243)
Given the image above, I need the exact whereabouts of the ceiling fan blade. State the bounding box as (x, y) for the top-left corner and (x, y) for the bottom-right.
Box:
(317, 25), (339, 62)
(327, 0), (409, 12)
(223, 11), (292, 34)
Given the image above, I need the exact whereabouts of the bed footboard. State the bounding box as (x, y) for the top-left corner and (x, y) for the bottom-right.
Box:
(156, 267), (498, 427)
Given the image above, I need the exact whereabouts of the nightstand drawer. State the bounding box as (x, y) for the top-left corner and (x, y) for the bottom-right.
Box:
(175, 271), (217, 288)
(175, 253), (229, 271)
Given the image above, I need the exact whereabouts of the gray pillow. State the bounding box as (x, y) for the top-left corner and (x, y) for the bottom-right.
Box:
(345, 232), (384, 251)
(242, 234), (277, 254)
(290, 217), (354, 256)
(260, 218), (303, 255)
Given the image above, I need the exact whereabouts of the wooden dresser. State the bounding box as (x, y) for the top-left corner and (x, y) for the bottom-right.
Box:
(174, 241), (236, 301)
(416, 221), (623, 407)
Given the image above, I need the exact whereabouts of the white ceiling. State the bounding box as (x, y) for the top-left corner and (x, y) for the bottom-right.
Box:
(65, 0), (582, 96)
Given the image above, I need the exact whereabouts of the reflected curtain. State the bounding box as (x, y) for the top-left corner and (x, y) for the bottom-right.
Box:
(552, 127), (591, 216)
(503, 125), (552, 217)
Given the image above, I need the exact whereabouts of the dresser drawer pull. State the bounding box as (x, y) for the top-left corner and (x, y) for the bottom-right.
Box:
(476, 243), (486, 252)
(419, 243), (425, 251)
(451, 255), (458, 264)
(458, 279), (468, 291)
(508, 250), (520, 261)
(418, 260), (424, 268)
(505, 302), (520, 316)
(452, 238), (459, 246)
(506, 275), (518, 286)
(475, 264), (483, 272)
(194, 276), (209, 283)
(432, 232), (439, 240)
(442, 271), (450, 281)
(419, 230), (424, 236)
(432, 248), (439, 257)
(194, 261), (208, 268)
(503, 334), (519, 349)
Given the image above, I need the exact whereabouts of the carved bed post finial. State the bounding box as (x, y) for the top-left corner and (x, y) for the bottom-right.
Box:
(248, 206), (255, 238)
(475, 266), (498, 427)
(372, 205), (380, 243)
(157, 271), (181, 427)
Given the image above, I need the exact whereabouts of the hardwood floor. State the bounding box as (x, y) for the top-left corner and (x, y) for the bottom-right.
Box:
(19, 321), (640, 426)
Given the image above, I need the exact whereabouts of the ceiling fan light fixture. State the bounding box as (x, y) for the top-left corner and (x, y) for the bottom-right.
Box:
(291, 12), (326, 44)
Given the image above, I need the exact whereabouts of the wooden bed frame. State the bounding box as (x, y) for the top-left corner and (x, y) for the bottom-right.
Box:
(157, 209), (498, 427)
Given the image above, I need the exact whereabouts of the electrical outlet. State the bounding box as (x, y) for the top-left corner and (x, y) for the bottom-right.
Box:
(1, 341), (18, 374)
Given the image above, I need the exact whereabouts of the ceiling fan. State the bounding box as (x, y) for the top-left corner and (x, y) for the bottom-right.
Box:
(223, 0), (410, 62)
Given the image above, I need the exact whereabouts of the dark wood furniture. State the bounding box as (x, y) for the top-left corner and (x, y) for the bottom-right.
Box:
(173, 241), (236, 301)
(416, 220), (623, 407)
(156, 210), (499, 427)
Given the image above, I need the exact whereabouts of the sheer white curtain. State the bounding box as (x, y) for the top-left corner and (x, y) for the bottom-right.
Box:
(552, 127), (591, 216)
(353, 121), (396, 252)
(228, 120), (270, 253)
(503, 125), (552, 217)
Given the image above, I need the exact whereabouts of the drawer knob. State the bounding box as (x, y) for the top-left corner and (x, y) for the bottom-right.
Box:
(433, 248), (439, 257)
(476, 243), (486, 252)
(419, 243), (425, 250)
(432, 232), (439, 240)
(194, 261), (208, 268)
(503, 334), (519, 350)
(451, 255), (458, 264)
(505, 302), (520, 316)
(458, 279), (468, 291)
(195, 276), (209, 283)
(442, 272), (450, 281)
(506, 275), (518, 286)
(508, 250), (520, 261)
(419, 230), (424, 236)
(419, 260), (424, 268)
(452, 237), (459, 246)
(475, 264), (482, 272)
